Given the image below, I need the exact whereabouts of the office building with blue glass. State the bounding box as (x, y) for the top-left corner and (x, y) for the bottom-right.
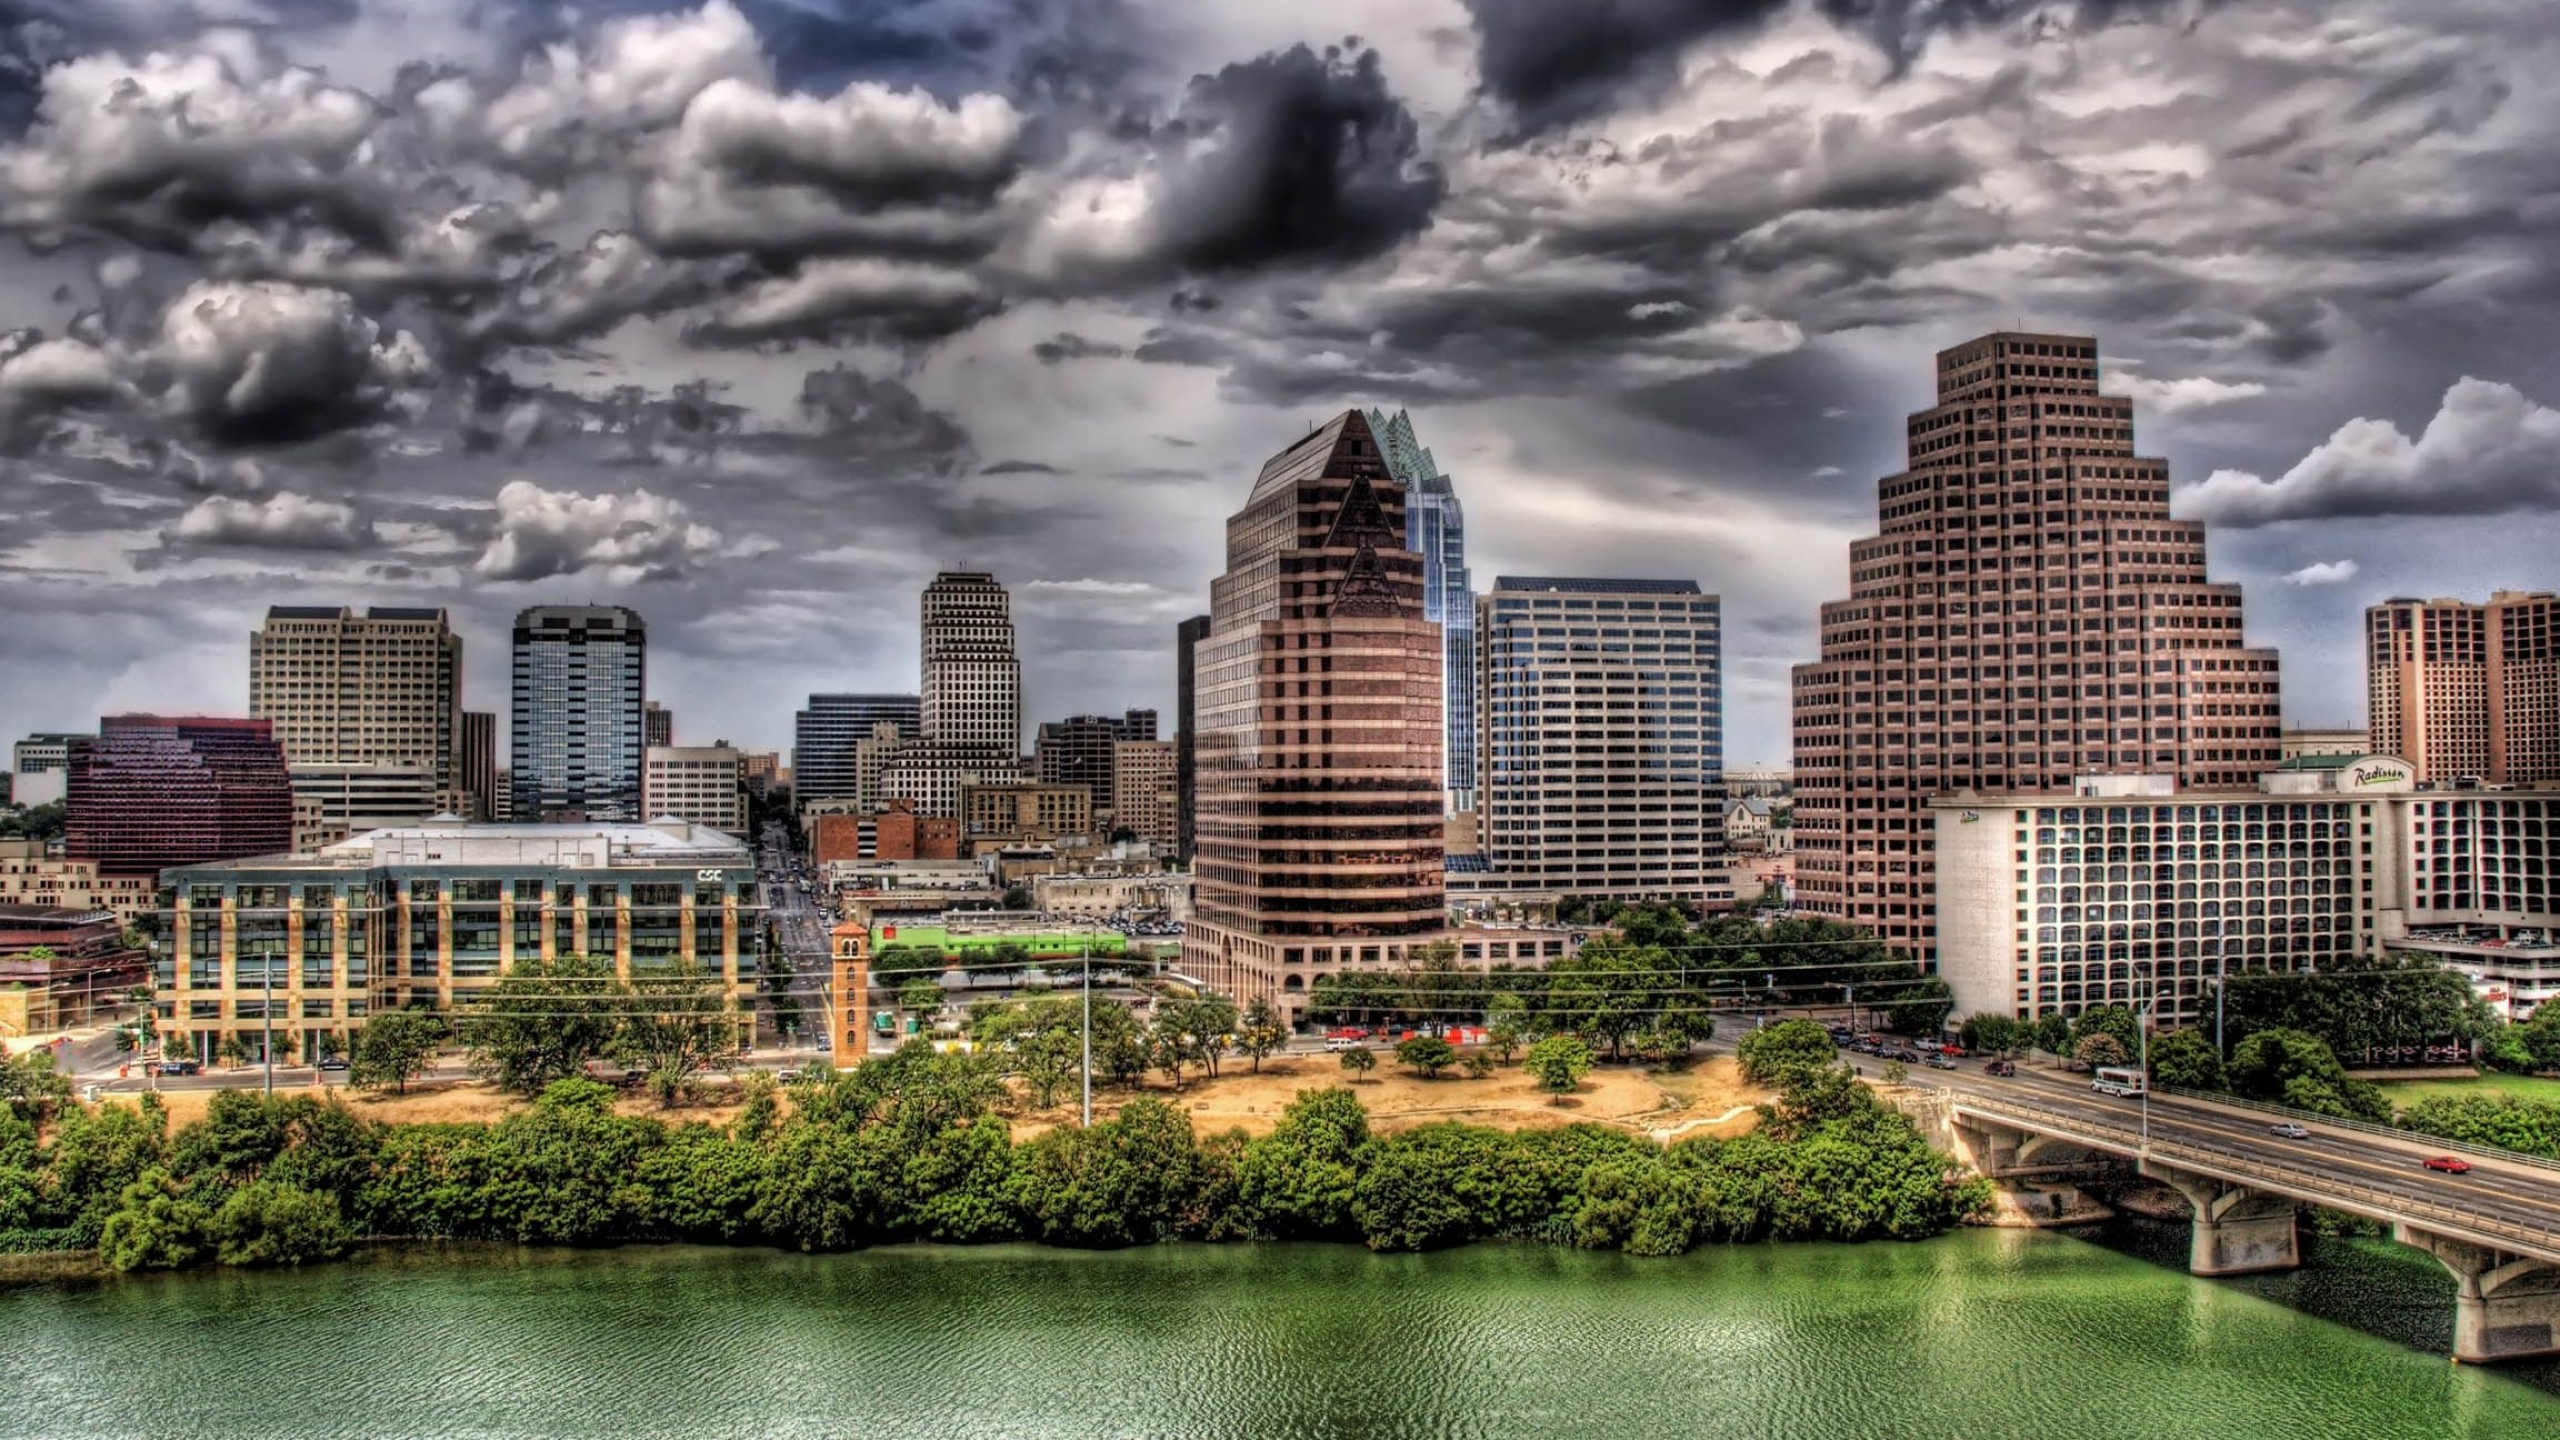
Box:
(1470, 576), (1730, 907)
(511, 605), (647, 823)
(1366, 408), (1475, 811)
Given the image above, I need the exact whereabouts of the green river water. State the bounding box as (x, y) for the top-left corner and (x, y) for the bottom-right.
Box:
(5, 1224), (2557, 1440)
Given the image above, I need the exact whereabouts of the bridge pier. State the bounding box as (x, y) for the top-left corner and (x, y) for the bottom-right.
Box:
(2396, 1226), (2560, 1363)
(2141, 1160), (2299, 1276)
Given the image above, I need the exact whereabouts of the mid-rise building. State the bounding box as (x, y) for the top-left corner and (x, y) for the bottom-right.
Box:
(793, 696), (921, 806)
(66, 716), (293, 876)
(1466, 577), (1729, 906)
(2368, 592), (2560, 785)
(460, 711), (497, 821)
(1183, 411), (1446, 1011)
(741, 751), (781, 797)
(1175, 613), (1211, 863)
(1113, 738), (1178, 851)
(248, 606), (463, 796)
(0, 841), (156, 925)
(12, 733), (83, 775)
(1033, 710), (1158, 814)
(1935, 754), (2560, 1023)
(510, 605), (647, 823)
(2281, 728), (2370, 761)
(643, 701), (673, 749)
(958, 781), (1093, 847)
(287, 761), (439, 852)
(158, 820), (762, 1064)
(644, 745), (747, 833)
(1793, 332), (2282, 965)
(0, 906), (149, 1034)
(808, 798), (959, 865)
(491, 768), (513, 823)
(1368, 408), (1476, 811)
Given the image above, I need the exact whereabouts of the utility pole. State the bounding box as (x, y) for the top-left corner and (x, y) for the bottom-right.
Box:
(262, 964), (275, 1096)
(1081, 933), (1093, 1128)
(2215, 951), (2227, 1058)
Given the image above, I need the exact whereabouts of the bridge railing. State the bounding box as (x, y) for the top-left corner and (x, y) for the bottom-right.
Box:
(2149, 1084), (2560, 1177)
(1948, 1092), (2560, 1256)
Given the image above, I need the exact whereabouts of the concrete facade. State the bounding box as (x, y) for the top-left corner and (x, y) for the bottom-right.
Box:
(249, 606), (463, 797)
(2368, 592), (2560, 785)
(643, 745), (747, 833)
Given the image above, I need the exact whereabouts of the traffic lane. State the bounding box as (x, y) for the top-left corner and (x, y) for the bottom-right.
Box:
(1939, 1067), (2560, 1232)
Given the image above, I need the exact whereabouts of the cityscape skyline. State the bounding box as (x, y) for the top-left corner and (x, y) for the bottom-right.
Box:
(5, 3), (2555, 767)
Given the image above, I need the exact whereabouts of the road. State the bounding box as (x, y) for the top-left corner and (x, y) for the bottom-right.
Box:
(1887, 1050), (2560, 1250)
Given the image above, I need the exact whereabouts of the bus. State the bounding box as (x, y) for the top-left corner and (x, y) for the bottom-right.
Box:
(2092, 1066), (2147, 1098)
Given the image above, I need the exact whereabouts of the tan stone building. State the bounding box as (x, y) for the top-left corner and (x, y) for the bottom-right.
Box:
(2368, 592), (2560, 785)
(0, 840), (155, 926)
(643, 745), (747, 833)
(1792, 332), (2281, 966)
(249, 606), (464, 801)
(958, 781), (1092, 845)
(1111, 739), (1178, 850)
(1183, 411), (1446, 1011)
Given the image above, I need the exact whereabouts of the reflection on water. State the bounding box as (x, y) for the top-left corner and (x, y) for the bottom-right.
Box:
(3, 1231), (2554, 1440)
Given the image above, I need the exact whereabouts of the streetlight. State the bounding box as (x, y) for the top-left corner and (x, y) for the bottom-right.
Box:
(1080, 932), (1093, 1129)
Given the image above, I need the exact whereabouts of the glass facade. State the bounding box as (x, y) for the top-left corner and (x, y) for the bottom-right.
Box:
(510, 606), (647, 822)
(1368, 408), (1475, 806)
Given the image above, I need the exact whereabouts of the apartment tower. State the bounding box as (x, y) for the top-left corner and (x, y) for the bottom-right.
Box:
(1792, 332), (2282, 964)
(510, 605), (648, 823)
(1472, 577), (1729, 906)
(248, 606), (462, 797)
(2368, 592), (2560, 785)
(1367, 408), (1476, 811)
(1183, 411), (1446, 1009)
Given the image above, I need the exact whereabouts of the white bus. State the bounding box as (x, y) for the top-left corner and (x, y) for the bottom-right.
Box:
(2092, 1066), (2147, 1097)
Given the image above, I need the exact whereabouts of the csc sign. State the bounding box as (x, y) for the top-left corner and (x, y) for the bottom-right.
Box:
(696, 868), (727, 882)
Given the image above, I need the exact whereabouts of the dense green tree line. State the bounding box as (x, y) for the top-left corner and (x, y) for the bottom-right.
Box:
(1, 1046), (1988, 1269)
(2398, 1094), (2560, 1159)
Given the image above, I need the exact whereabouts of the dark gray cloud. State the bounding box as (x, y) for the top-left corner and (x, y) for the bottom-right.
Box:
(982, 458), (1064, 474)
(1032, 331), (1126, 362)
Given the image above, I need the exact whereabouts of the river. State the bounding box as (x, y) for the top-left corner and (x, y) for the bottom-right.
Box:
(5, 1225), (2556, 1439)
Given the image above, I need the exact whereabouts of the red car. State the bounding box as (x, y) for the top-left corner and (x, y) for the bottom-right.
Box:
(2422, 1156), (2474, 1175)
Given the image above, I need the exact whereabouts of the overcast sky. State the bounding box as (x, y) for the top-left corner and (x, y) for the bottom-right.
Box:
(2, 0), (2555, 769)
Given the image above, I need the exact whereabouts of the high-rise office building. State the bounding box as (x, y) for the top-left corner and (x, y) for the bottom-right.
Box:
(1175, 613), (1211, 863)
(66, 716), (293, 874)
(1368, 408), (1475, 810)
(643, 701), (673, 749)
(883, 573), (1026, 816)
(460, 710), (497, 821)
(792, 694), (922, 805)
(919, 571), (1020, 749)
(1183, 411), (1445, 1010)
(1114, 737), (1179, 851)
(248, 606), (462, 795)
(2368, 591), (2560, 785)
(1034, 709), (1158, 812)
(510, 605), (647, 823)
(1471, 577), (1728, 905)
(1791, 332), (2282, 965)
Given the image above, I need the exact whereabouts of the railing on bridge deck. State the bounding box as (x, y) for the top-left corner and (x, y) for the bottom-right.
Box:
(2149, 1084), (2560, 1177)
(1948, 1090), (2560, 1259)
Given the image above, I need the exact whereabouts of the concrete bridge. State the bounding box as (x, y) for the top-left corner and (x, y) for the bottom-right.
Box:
(1906, 1071), (2560, 1364)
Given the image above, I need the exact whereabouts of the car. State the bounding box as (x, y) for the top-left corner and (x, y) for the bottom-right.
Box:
(2269, 1123), (2310, 1140)
(1924, 1054), (1958, 1070)
(1984, 1059), (2016, 1077)
(2422, 1155), (2474, 1174)
(318, 1057), (350, 1072)
(156, 1059), (201, 1076)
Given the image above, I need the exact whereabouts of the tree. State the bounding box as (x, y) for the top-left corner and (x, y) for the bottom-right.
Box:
(1957, 1013), (2027, 1058)
(972, 996), (1087, 1110)
(897, 977), (944, 1020)
(349, 1009), (443, 1095)
(1736, 1019), (1837, 1086)
(1235, 1087), (1370, 1240)
(1880, 1060), (1909, 1087)
(460, 953), (626, 1097)
(98, 1168), (210, 1271)
(1462, 1053), (1495, 1079)
(0, 1047), (72, 1123)
(314, 1030), (345, 1064)
(1882, 976), (1955, 1038)
(217, 1032), (258, 1069)
(2070, 1005), (2140, 1058)
(1486, 993), (1528, 1065)
(1236, 998), (1286, 1074)
(212, 1180), (347, 1267)
(613, 961), (747, 1108)
(2227, 1027), (2389, 1121)
(1524, 1034), (1593, 1101)
(1396, 1035), (1457, 1079)
(2071, 1033), (2130, 1071)
(1338, 1046), (1377, 1083)
(2147, 1029), (2225, 1091)
(868, 943), (941, 984)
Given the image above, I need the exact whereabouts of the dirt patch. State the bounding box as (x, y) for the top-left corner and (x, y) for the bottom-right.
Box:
(1011, 1053), (1774, 1141)
(98, 1075), (750, 1129)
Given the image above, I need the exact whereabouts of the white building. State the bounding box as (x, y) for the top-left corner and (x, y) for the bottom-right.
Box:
(288, 761), (439, 852)
(1935, 755), (2560, 1023)
(643, 745), (747, 834)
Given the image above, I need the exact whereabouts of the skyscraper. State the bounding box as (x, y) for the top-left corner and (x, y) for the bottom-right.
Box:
(1175, 613), (1211, 863)
(1367, 408), (1475, 809)
(460, 710), (496, 821)
(248, 606), (462, 797)
(2368, 591), (2560, 785)
(66, 716), (293, 874)
(1183, 411), (1446, 1010)
(1472, 577), (1728, 905)
(1034, 709), (1158, 812)
(1792, 332), (2281, 964)
(792, 694), (921, 804)
(510, 605), (647, 823)
(883, 572), (1026, 816)
(643, 701), (673, 749)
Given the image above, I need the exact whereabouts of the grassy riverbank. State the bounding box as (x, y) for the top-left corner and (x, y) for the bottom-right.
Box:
(3, 1049), (1984, 1273)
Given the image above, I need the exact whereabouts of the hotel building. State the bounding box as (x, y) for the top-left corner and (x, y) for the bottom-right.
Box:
(2368, 591), (2560, 785)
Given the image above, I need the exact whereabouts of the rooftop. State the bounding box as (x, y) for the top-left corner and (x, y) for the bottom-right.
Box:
(1490, 576), (1705, 595)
